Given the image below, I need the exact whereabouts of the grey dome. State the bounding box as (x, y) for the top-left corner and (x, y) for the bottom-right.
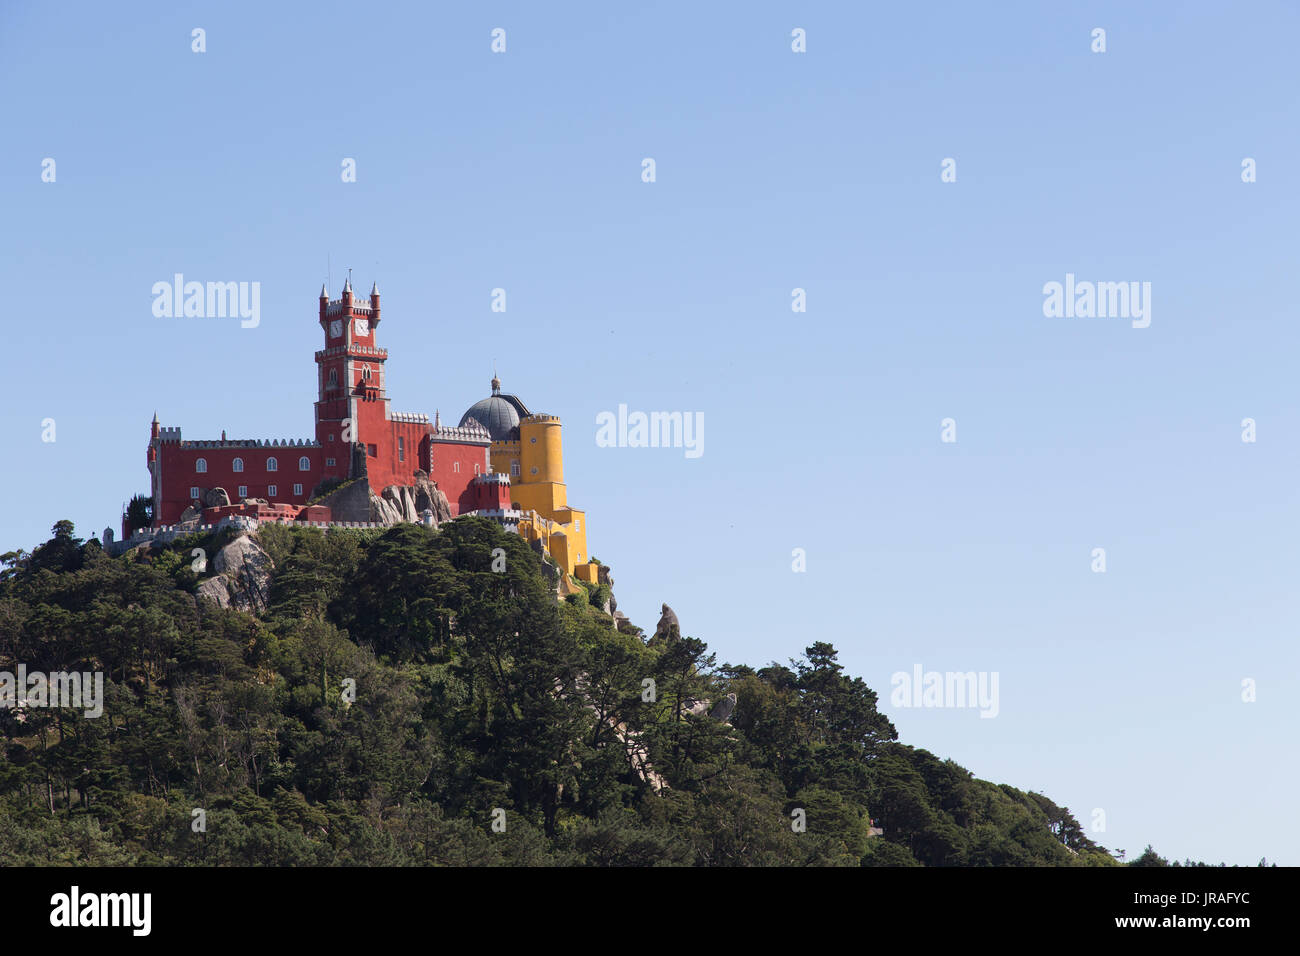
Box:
(459, 376), (531, 441)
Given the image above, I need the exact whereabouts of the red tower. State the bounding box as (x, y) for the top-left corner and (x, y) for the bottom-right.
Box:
(314, 277), (383, 484)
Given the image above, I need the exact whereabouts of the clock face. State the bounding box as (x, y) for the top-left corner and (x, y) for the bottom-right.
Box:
(355, 319), (370, 337)
(329, 319), (342, 338)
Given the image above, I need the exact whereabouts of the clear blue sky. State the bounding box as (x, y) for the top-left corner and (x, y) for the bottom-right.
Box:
(3, 1), (1297, 865)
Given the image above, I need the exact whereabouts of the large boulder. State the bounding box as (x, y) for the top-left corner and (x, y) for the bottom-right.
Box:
(196, 575), (231, 609)
(412, 476), (452, 524)
(197, 533), (274, 614)
(650, 603), (680, 646)
(369, 479), (453, 526)
(369, 491), (404, 525)
(202, 487), (231, 508)
(709, 693), (737, 723)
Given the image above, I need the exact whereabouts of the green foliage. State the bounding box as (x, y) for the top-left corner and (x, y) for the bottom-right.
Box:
(125, 495), (152, 537)
(0, 519), (1125, 866)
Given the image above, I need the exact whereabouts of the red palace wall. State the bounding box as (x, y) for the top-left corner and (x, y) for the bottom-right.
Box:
(427, 440), (492, 515)
(154, 442), (326, 526)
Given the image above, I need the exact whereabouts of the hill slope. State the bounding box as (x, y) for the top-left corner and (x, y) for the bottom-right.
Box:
(0, 519), (1116, 866)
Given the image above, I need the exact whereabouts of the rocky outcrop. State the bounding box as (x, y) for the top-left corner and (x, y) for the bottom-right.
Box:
(202, 487), (231, 508)
(412, 475), (452, 523)
(710, 693), (737, 723)
(195, 533), (274, 614)
(650, 603), (680, 646)
(313, 479), (371, 523)
(370, 476), (454, 526)
(597, 563), (617, 615)
(178, 505), (201, 525)
(678, 693), (737, 724)
(683, 698), (711, 717)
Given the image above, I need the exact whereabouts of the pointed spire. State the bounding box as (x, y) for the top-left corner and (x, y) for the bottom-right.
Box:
(491, 362), (501, 395)
(320, 282), (328, 299)
(343, 275), (352, 295)
(152, 410), (159, 425)
(370, 281), (379, 297)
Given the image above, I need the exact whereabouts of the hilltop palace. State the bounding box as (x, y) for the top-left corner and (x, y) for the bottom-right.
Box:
(128, 279), (597, 585)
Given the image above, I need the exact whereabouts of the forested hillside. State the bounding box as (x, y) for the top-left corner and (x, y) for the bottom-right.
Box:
(0, 518), (1118, 866)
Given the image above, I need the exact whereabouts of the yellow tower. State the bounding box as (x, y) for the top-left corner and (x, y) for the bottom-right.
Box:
(458, 378), (592, 580)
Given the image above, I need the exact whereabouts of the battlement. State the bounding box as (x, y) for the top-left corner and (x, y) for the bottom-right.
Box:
(522, 414), (561, 425)
(324, 299), (375, 316)
(473, 472), (510, 485)
(315, 345), (388, 360)
(391, 412), (430, 424)
(164, 437), (321, 449)
(430, 421), (491, 444)
(159, 426), (182, 442)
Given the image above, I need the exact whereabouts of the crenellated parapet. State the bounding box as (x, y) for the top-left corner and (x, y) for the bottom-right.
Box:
(166, 437), (322, 449)
(429, 420), (491, 444)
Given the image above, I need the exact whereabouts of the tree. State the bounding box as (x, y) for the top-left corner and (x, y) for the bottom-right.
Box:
(125, 495), (153, 536)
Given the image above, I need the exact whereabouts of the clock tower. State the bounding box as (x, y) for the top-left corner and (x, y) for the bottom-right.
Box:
(315, 276), (386, 480)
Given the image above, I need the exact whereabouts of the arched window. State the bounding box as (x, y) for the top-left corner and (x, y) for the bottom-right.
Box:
(328, 368), (338, 386)
(453, 462), (460, 473)
(195, 458), (207, 473)
(266, 457), (278, 472)
(474, 463), (480, 474)
(298, 456), (310, 471)
(232, 458), (244, 472)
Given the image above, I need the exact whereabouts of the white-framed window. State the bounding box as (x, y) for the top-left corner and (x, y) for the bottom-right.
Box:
(326, 457), (336, 467)
(298, 456), (310, 471)
(398, 437), (405, 462)
(190, 487), (200, 500)
(293, 483), (303, 496)
(238, 485), (248, 499)
(195, 458), (207, 473)
(575, 519), (581, 531)
(474, 462), (480, 474)
(266, 457), (278, 472)
(510, 460), (520, 476)
(232, 457), (244, 472)
(453, 461), (460, 473)
(268, 484), (278, 498)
